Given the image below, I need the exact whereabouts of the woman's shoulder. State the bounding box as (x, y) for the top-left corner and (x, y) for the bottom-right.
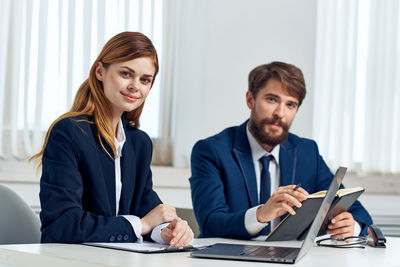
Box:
(51, 115), (93, 139)
(123, 120), (152, 145)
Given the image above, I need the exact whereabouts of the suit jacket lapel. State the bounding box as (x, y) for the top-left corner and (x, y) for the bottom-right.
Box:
(279, 138), (297, 186)
(233, 121), (258, 207)
(118, 122), (137, 215)
(95, 129), (117, 216)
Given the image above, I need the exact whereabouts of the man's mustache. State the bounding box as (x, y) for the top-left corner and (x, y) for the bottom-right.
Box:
(260, 117), (289, 131)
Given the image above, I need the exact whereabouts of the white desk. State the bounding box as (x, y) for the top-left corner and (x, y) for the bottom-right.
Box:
(0, 237), (398, 267)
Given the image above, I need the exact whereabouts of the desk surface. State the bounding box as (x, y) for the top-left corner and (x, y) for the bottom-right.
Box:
(0, 237), (398, 267)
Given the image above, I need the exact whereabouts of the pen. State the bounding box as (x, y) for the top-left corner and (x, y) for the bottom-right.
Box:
(293, 184), (301, 191)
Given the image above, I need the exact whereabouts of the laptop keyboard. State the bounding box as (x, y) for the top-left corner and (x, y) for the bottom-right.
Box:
(241, 246), (294, 258)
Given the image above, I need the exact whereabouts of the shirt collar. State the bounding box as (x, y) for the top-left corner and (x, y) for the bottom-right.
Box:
(114, 119), (126, 158)
(246, 123), (280, 163)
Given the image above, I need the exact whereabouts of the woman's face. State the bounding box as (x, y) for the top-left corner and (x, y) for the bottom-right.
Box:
(95, 57), (156, 119)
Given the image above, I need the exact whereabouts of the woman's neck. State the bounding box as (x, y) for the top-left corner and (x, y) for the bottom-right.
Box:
(112, 114), (122, 138)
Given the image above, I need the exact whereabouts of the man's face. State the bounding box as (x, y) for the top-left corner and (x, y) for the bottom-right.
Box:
(246, 78), (299, 151)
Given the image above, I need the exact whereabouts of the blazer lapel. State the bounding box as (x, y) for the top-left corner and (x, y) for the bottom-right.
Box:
(279, 137), (297, 186)
(232, 121), (258, 207)
(94, 127), (117, 216)
(118, 122), (137, 215)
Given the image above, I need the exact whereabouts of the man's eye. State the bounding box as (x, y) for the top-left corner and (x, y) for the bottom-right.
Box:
(267, 97), (276, 102)
(287, 103), (298, 109)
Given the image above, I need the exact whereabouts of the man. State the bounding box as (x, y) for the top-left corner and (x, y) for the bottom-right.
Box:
(189, 61), (372, 239)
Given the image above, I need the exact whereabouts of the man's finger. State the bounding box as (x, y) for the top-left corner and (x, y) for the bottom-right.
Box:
(328, 218), (351, 229)
(275, 193), (302, 208)
(326, 225), (352, 235)
(279, 202), (297, 215)
(330, 231), (353, 239)
(331, 212), (352, 223)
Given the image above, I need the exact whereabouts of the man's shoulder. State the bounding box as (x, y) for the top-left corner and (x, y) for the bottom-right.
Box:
(284, 132), (319, 150)
(195, 125), (239, 146)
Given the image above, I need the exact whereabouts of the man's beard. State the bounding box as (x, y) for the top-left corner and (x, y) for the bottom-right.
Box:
(248, 112), (290, 147)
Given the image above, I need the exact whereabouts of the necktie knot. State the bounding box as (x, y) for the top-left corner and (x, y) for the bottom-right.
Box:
(260, 155), (273, 169)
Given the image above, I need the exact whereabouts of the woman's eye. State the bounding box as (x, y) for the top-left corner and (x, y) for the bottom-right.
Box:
(141, 78), (151, 84)
(121, 71), (130, 77)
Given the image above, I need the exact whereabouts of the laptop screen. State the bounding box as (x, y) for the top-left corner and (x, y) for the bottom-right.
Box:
(296, 167), (346, 261)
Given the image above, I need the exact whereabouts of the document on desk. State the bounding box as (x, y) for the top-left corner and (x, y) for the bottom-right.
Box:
(84, 241), (205, 254)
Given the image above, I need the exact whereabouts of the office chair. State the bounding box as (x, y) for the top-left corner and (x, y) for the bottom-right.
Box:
(176, 208), (200, 238)
(0, 184), (41, 244)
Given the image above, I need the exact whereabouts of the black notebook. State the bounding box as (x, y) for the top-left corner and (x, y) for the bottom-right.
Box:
(266, 186), (364, 241)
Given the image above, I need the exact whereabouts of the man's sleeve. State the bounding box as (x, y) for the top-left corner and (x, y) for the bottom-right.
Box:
(189, 139), (257, 239)
(313, 141), (373, 235)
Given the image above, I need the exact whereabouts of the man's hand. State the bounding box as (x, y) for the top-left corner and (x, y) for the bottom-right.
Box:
(161, 218), (194, 246)
(256, 185), (308, 223)
(326, 212), (355, 238)
(140, 204), (178, 235)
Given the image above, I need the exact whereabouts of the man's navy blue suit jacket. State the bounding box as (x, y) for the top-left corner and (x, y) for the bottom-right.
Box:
(40, 116), (161, 243)
(189, 121), (373, 239)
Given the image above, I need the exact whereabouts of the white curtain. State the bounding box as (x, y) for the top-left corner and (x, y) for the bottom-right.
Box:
(0, 0), (165, 160)
(150, 0), (181, 166)
(313, 0), (400, 174)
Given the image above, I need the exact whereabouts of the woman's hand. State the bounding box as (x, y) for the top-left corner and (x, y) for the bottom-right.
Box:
(161, 218), (194, 246)
(140, 204), (177, 235)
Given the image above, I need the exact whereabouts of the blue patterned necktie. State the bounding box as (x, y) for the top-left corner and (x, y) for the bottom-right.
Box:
(259, 155), (273, 205)
(259, 155), (273, 235)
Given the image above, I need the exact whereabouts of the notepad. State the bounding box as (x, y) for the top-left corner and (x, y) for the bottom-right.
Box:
(84, 241), (204, 254)
(266, 186), (364, 241)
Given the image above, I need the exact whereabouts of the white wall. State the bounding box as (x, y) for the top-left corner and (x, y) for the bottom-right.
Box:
(172, 0), (318, 167)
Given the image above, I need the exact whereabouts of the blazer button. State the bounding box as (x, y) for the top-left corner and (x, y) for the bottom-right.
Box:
(123, 234), (129, 241)
(109, 235), (116, 242)
(117, 234), (122, 241)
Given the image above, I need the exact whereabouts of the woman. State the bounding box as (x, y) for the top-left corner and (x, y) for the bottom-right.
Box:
(31, 32), (193, 246)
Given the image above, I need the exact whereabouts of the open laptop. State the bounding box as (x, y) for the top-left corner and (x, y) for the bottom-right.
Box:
(191, 167), (347, 264)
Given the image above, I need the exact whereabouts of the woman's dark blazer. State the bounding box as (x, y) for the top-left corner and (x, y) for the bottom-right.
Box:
(40, 115), (161, 243)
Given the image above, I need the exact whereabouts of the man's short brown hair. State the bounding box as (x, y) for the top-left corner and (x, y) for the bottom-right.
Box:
(248, 61), (306, 106)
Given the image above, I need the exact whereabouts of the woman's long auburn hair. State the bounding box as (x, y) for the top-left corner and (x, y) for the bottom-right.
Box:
(31, 32), (159, 165)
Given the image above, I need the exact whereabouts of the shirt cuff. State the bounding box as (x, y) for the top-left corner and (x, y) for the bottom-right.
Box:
(121, 215), (143, 243)
(354, 221), (362, 236)
(151, 222), (170, 244)
(245, 205), (269, 236)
